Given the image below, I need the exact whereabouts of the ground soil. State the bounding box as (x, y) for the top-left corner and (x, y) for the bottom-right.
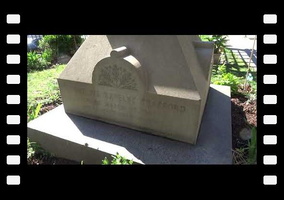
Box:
(231, 96), (257, 149)
(28, 156), (79, 165)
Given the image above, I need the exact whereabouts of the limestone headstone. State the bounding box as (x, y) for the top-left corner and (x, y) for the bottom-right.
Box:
(58, 35), (214, 144)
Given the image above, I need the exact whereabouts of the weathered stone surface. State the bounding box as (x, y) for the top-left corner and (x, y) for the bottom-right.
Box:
(58, 35), (214, 144)
(28, 85), (232, 164)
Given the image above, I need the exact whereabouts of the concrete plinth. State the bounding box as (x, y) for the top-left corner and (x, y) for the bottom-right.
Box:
(28, 84), (232, 164)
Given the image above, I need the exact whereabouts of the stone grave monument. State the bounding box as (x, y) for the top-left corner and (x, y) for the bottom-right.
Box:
(58, 35), (214, 144)
(28, 35), (232, 164)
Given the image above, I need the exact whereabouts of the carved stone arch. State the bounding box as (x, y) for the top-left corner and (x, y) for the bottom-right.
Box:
(92, 46), (147, 93)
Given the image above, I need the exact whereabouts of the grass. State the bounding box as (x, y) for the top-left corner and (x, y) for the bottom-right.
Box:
(28, 64), (66, 164)
(28, 64), (66, 109)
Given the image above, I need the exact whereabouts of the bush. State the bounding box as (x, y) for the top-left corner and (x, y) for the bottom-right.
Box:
(213, 73), (241, 95)
(41, 48), (53, 63)
(27, 51), (50, 72)
(39, 35), (83, 57)
(28, 35), (83, 72)
(199, 35), (228, 54)
(212, 65), (242, 95)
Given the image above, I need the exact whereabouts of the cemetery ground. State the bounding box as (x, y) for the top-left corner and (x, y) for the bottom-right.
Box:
(27, 48), (257, 165)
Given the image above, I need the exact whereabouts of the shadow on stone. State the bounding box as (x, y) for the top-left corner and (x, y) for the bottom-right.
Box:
(65, 85), (232, 164)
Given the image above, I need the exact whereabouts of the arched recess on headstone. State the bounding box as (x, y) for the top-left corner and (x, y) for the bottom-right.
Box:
(92, 46), (148, 94)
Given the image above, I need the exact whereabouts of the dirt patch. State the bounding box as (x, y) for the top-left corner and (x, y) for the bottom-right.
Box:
(231, 97), (256, 147)
(39, 101), (61, 115)
(231, 94), (256, 164)
(28, 156), (79, 165)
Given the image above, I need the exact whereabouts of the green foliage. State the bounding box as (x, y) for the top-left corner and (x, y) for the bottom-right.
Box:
(217, 63), (227, 74)
(28, 64), (66, 111)
(28, 35), (83, 72)
(27, 138), (51, 159)
(212, 65), (242, 95)
(27, 103), (42, 122)
(27, 51), (40, 67)
(247, 127), (257, 164)
(39, 35), (83, 57)
(27, 138), (36, 159)
(41, 48), (53, 63)
(207, 35), (228, 54)
(200, 35), (228, 54)
(27, 51), (51, 72)
(213, 73), (241, 95)
(102, 158), (109, 165)
(199, 35), (210, 41)
(102, 153), (134, 165)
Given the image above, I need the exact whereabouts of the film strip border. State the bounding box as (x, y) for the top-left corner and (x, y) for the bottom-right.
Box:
(262, 14), (278, 186)
(3, 13), (23, 186)
(1, 11), (279, 188)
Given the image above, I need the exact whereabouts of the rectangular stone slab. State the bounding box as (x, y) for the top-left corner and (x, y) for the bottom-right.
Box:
(28, 85), (232, 164)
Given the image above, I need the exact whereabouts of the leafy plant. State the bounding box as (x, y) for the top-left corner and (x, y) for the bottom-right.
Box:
(212, 65), (242, 95)
(39, 35), (83, 57)
(28, 103), (42, 122)
(102, 153), (134, 165)
(214, 73), (241, 95)
(207, 35), (228, 54)
(41, 48), (53, 63)
(27, 137), (51, 159)
(199, 35), (210, 41)
(27, 51), (50, 72)
(216, 63), (227, 74)
(27, 138), (36, 159)
(247, 127), (257, 164)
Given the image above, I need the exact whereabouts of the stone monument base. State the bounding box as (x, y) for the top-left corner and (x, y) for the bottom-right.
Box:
(28, 85), (232, 164)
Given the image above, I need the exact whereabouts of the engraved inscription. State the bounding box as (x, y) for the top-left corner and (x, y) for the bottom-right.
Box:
(141, 98), (186, 113)
(77, 89), (186, 114)
(98, 64), (137, 90)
